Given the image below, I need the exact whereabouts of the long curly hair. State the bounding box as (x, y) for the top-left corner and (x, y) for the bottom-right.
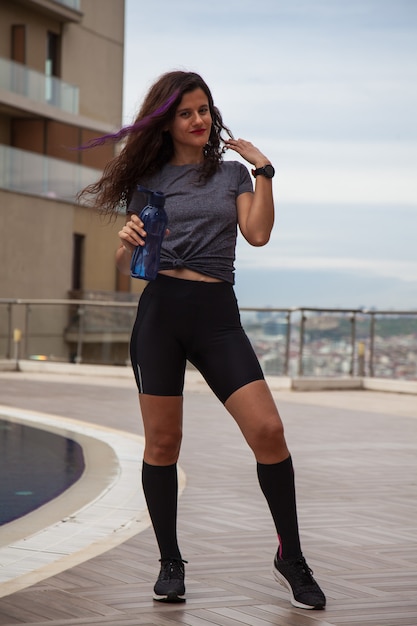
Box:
(78, 71), (233, 215)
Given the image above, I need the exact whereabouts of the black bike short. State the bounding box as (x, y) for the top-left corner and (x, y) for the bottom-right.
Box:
(130, 274), (264, 404)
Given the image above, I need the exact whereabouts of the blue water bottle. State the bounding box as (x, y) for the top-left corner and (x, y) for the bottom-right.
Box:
(130, 186), (168, 281)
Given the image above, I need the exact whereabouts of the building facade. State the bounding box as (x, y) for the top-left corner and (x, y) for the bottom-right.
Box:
(0, 0), (142, 364)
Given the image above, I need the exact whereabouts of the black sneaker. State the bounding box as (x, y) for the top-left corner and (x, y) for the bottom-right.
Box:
(273, 554), (326, 610)
(153, 559), (186, 603)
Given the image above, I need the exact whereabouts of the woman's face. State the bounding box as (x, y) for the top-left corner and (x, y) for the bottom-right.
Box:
(168, 88), (212, 153)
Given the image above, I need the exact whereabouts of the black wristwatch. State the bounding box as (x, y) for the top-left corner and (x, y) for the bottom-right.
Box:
(252, 164), (275, 178)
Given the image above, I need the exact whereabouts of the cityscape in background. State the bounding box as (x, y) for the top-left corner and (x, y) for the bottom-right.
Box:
(241, 309), (417, 380)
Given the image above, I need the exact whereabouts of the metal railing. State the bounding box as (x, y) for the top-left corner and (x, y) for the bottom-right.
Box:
(0, 298), (416, 379)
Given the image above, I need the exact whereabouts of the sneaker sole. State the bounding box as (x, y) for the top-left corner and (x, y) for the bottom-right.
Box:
(153, 592), (186, 603)
(273, 567), (325, 610)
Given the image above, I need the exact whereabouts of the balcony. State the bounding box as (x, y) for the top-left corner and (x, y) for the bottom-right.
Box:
(0, 57), (79, 115)
(0, 144), (101, 202)
(14, 0), (82, 22)
(55, 0), (81, 9)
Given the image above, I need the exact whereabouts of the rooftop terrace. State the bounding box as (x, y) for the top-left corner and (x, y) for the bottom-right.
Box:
(0, 366), (416, 626)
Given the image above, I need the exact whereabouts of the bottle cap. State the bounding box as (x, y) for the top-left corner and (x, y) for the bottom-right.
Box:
(151, 191), (165, 208)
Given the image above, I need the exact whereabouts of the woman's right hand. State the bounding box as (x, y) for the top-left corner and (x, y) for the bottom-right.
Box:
(118, 214), (147, 254)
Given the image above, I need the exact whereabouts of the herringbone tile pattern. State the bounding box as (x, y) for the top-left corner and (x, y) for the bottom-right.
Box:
(0, 373), (416, 625)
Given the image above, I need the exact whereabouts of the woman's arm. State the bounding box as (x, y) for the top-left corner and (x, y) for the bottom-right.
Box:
(115, 244), (133, 275)
(225, 138), (274, 247)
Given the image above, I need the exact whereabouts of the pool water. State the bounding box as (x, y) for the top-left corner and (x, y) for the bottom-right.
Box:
(0, 419), (85, 525)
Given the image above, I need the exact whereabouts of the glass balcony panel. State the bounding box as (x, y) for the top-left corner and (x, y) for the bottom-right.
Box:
(0, 145), (101, 202)
(55, 0), (81, 9)
(0, 57), (79, 115)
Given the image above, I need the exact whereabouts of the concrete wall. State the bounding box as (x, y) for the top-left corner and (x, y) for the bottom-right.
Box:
(0, 187), (142, 363)
(0, 4), (62, 71)
(0, 189), (73, 299)
(62, 0), (125, 125)
(0, 188), (143, 297)
(73, 208), (127, 293)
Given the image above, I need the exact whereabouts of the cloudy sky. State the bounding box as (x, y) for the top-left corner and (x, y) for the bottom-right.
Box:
(123, 0), (417, 309)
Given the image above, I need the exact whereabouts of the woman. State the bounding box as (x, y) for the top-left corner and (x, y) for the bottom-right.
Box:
(81, 71), (326, 610)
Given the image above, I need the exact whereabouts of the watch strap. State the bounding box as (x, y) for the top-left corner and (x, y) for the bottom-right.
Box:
(251, 164), (275, 178)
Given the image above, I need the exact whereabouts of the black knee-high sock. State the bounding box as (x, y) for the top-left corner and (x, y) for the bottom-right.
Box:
(142, 461), (182, 561)
(257, 455), (302, 560)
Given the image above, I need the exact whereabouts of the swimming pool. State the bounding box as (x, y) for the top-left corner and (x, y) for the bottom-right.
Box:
(0, 419), (85, 525)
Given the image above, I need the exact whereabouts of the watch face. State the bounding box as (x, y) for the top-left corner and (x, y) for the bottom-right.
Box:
(263, 164), (275, 178)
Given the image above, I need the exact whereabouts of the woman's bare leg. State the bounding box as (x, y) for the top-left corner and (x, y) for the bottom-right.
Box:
(224, 379), (289, 463)
(139, 394), (183, 465)
(225, 380), (301, 559)
(139, 394), (184, 562)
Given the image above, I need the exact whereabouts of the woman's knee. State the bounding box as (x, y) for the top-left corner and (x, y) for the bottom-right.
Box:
(145, 429), (182, 464)
(140, 394), (183, 463)
(249, 418), (289, 462)
(257, 418), (285, 446)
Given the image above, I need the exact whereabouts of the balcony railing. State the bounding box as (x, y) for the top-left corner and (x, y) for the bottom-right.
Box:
(1, 298), (416, 380)
(0, 57), (79, 115)
(0, 145), (101, 202)
(56, 0), (81, 9)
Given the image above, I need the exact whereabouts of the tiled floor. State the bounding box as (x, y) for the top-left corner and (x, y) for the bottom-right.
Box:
(0, 368), (416, 626)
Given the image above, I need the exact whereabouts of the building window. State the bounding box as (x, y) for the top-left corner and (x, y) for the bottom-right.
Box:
(46, 31), (61, 104)
(11, 25), (26, 64)
(72, 234), (84, 292)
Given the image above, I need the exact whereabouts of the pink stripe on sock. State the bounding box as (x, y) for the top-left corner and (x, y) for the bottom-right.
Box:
(277, 534), (283, 559)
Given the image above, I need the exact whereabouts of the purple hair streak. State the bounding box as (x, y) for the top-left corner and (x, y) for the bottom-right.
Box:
(79, 89), (180, 149)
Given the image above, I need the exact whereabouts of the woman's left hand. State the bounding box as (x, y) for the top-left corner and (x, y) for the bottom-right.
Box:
(224, 138), (270, 169)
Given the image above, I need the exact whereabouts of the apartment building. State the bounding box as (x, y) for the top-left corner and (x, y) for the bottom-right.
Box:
(0, 0), (141, 364)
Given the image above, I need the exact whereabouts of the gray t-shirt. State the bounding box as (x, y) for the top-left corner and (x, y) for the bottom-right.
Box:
(135, 161), (253, 283)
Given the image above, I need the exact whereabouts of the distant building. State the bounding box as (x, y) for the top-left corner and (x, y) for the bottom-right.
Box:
(0, 0), (143, 364)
